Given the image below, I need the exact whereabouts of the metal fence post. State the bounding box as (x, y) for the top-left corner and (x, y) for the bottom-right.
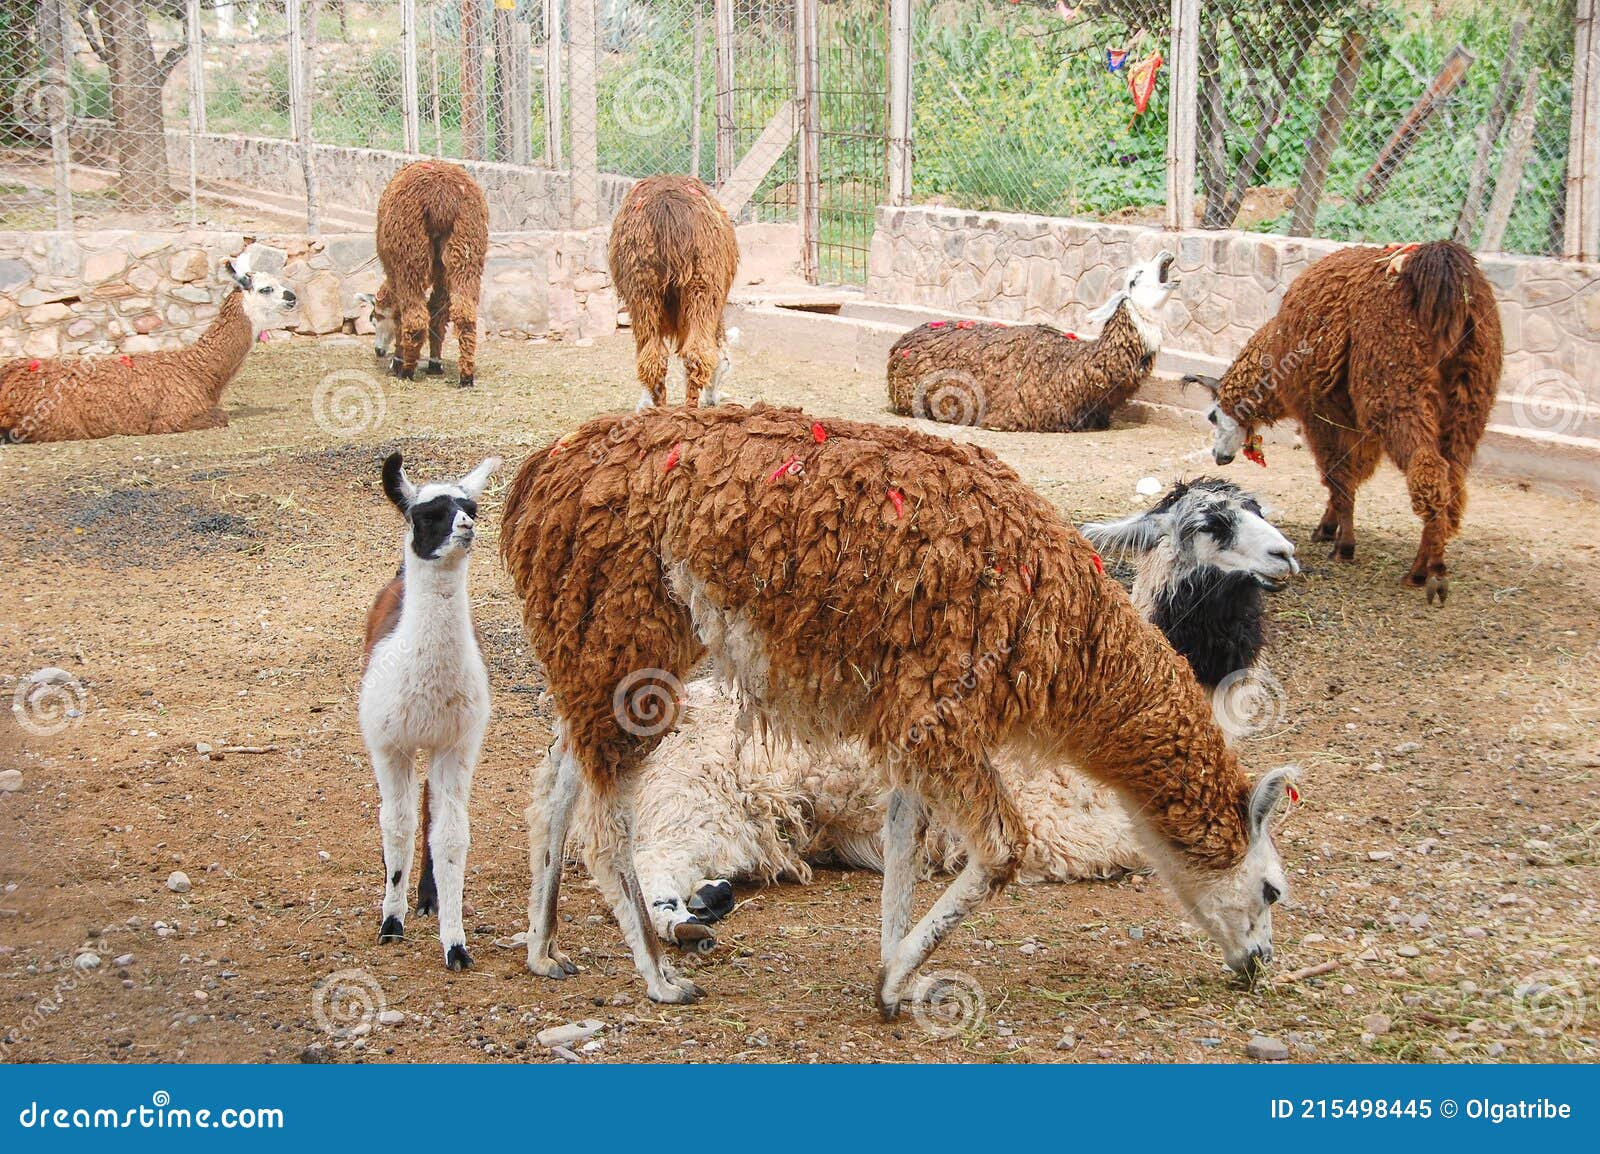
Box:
(287, 0), (319, 232)
(568, 0), (599, 227)
(887, 0), (912, 206)
(795, 0), (819, 281)
(543, 0), (564, 168)
(509, 12), (533, 165)
(1566, 0), (1600, 261)
(186, 0), (204, 224)
(690, 1), (705, 180)
(41, 0), (74, 230)
(1165, 0), (1199, 230)
(401, 0), (422, 154)
(714, 0), (734, 185)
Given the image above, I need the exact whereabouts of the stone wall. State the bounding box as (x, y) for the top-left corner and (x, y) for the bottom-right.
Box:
(868, 207), (1600, 445)
(0, 228), (616, 360)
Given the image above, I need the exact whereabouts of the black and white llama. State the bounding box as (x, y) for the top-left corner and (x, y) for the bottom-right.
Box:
(359, 451), (500, 970)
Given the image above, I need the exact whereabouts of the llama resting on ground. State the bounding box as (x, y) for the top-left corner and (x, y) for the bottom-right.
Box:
(502, 404), (1297, 1012)
(560, 476), (1297, 953)
(360, 452), (501, 970)
(362, 160), (489, 387)
(1187, 240), (1502, 605)
(0, 251), (295, 444)
(886, 251), (1178, 432)
(608, 174), (738, 410)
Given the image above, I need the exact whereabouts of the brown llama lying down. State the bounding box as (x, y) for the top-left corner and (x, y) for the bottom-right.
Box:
(0, 252), (296, 445)
(886, 251), (1178, 431)
(502, 403), (1298, 1014)
(361, 160), (489, 387)
(1188, 240), (1503, 605)
(608, 174), (738, 410)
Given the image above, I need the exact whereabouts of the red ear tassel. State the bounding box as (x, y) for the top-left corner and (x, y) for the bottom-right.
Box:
(887, 488), (905, 518)
(1286, 783), (1301, 806)
(812, 422), (827, 443)
(1091, 552), (1105, 574)
(663, 442), (682, 471)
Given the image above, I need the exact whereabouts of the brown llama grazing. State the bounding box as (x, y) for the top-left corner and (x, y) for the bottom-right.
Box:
(1187, 240), (1503, 605)
(362, 160), (489, 387)
(607, 174), (738, 410)
(0, 252), (295, 445)
(501, 404), (1297, 1014)
(886, 251), (1178, 431)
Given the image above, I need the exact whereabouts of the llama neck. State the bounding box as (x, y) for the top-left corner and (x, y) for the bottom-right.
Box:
(1142, 561), (1266, 690)
(1045, 585), (1250, 870)
(397, 551), (476, 652)
(187, 290), (257, 399)
(1105, 298), (1163, 359)
(1083, 306), (1157, 384)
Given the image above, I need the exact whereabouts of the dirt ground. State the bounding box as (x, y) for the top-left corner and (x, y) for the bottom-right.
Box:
(1, 333), (1596, 1065)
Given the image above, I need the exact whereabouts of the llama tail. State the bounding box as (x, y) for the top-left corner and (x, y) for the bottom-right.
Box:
(1400, 240), (1476, 358)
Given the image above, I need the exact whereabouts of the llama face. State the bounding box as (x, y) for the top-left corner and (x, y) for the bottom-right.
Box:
(358, 290), (399, 359)
(382, 453), (503, 564)
(1125, 250), (1179, 316)
(1207, 401), (1250, 465)
(225, 257), (297, 334)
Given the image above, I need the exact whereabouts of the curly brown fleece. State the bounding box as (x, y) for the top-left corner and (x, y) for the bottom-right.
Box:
(1196, 240), (1502, 604)
(502, 404), (1255, 875)
(885, 306), (1156, 432)
(374, 160), (489, 385)
(0, 289), (256, 444)
(607, 175), (738, 407)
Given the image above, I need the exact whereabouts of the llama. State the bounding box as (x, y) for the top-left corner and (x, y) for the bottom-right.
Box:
(561, 476), (1296, 953)
(886, 251), (1178, 432)
(502, 404), (1297, 1011)
(362, 160), (489, 387)
(1186, 240), (1502, 605)
(360, 451), (501, 970)
(0, 251), (295, 444)
(608, 174), (739, 410)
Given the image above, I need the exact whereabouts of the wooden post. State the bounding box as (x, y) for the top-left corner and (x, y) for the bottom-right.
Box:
(1454, 18), (1524, 245)
(1354, 44), (1474, 206)
(287, 0), (319, 232)
(428, 5), (444, 157)
(42, 0), (73, 230)
(568, 0), (599, 227)
(401, 0), (421, 154)
(186, 0), (204, 224)
(886, 0), (912, 206)
(1165, 0), (1199, 230)
(1290, 25), (1364, 237)
(1481, 68), (1542, 253)
(461, 0), (487, 161)
(714, 0), (735, 185)
(543, 0), (564, 168)
(1566, 0), (1600, 260)
(510, 14), (532, 165)
(795, 0), (819, 281)
(690, 2), (704, 179)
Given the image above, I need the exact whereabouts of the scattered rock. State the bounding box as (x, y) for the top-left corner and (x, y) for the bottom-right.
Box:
(1396, 945), (1421, 958)
(548, 1044), (580, 1062)
(0, 770), (22, 793)
(536, 1019), (604, 1048)
(166, 871), (192, 893)
(1055, 1031), (1078, 1050)
(112, 953), (135, 967)
(1128, 926), (1145, 941)
(1391, 741), (1422, 755)
(1246, 1035), (1290, 1061)
(1367, 850), (1394, 861)
(75, 952), (101, 971)
(1136, 476), (1163, 497)
(377, 1009), (405, 1026)
(1363, 1013), (1392, 1036)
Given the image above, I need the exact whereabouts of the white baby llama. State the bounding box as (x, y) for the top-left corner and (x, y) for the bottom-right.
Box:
(359, 451), (500, 970)
(561, 477), (1298, 953)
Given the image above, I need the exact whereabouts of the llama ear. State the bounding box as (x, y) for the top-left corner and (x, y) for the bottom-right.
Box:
(223, 258), (253, 290)
(458, 456), (502, 500)
(1184, 373), (1222, 396)
(381, 452), (415, 512)
(1086, 291), (1128, 325)
(1247, 766), (1299, 839)
(355, 292), (376, 307)
(1081, 511), (1169, 557)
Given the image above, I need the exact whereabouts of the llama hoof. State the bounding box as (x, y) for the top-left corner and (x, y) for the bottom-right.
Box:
(425, 360), (445, 376)
(414, 879), (438, 916)
(1311, 523), (1337, 543)
(389, 358), (414, 381)
(444, 944), (473, 971)
(456, 374), (474, 388)
(672, 921), (717, 954)
(1331, 542), (1355, 561)
(378, 916), (405, 944)
(528, 952), (578, 980)
(1425, 574), (1449, 606)
(688, 879), (736, 923)
(648, 980), (703, 1005)
(874, 968), (903, 1022)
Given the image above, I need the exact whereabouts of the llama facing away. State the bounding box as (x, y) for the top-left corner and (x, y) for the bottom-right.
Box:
(608, 174), (739, 410)
(362, 160), (489, 387)
(1187, 240), (1502, 605)
(564, 477), (1298, 953)
(886, 251), (1178, 432)
(502, 404), (1297, 1012)
(0, 250), (295, 444)
(360, 451), (501, 970)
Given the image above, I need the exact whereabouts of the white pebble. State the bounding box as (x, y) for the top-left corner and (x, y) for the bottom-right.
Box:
(166, 871), (192, 893)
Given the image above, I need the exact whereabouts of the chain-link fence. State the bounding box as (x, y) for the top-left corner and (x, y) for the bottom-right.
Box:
(0, 1), (1595, 274)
